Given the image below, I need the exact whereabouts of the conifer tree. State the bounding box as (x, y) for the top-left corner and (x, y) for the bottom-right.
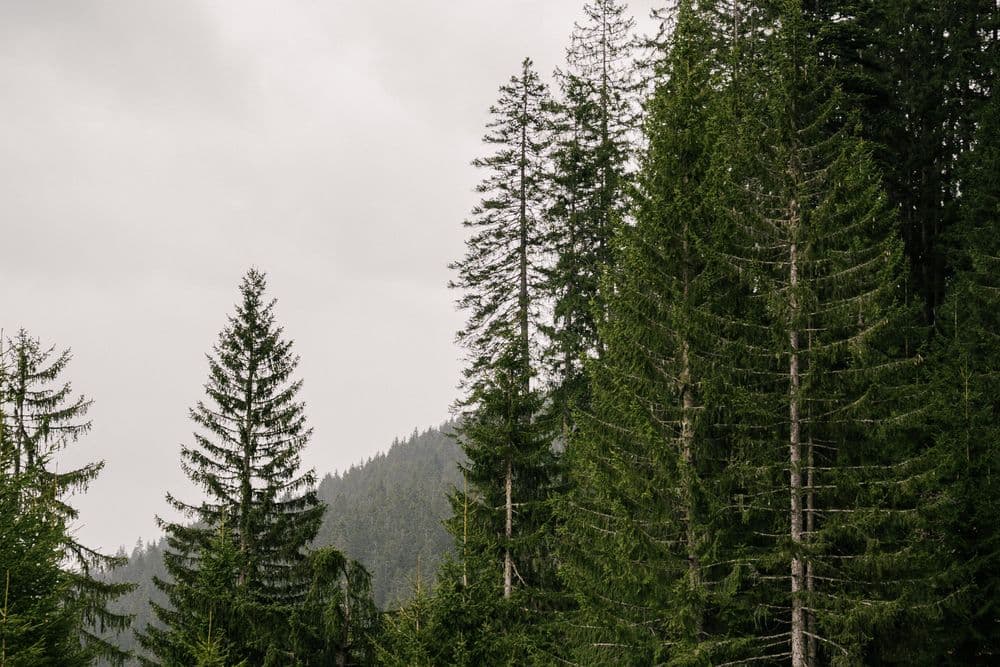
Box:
(803, 0), (997, 324)
(921, 54), (1000, 662)
(0, 464), (89, 665)
(448, 57), (558, 610)
(142, 269), (323, 665)
(702, 2), (926, 663)
(0, 329), (132, 664)
(556, 2), (728, 661)
(283, 547), (380, 666)
(545, 0), (639, 427)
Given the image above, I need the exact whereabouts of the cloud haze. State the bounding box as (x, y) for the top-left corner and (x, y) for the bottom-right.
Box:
(0, 0), (657, 552)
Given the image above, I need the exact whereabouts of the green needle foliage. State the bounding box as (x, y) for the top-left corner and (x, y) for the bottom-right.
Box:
(0, 468), (89, 667)
(703, 3), (928, 663)
(921, 58), (1000, 663)
(281, 546), (380, 666)
(556, 1), (727, 663)
(448, 56), (559, 617)
(545, 0), (639, 427)
(141, 269), (324, 665)
(0, 330), (132, 665)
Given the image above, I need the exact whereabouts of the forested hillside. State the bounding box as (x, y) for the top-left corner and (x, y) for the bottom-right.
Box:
(313, 425), (463, 607)
(96, 425), (462, 663)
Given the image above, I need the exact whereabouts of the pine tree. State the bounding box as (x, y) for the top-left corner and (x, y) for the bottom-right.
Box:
(0, 467), (89, 666)
(448, 56), (558, 612)
(556, 1), (729, 662)
(921, 45), (1000, 661)
(545, 0), (639, 427)
(702, 2), (927, 663)
(0, 329), (132, 664)
(141, 269), (323, 665)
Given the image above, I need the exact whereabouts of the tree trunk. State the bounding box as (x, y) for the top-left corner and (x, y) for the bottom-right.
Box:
(463, 472), (469, 588)
(679, 224), (701, 630)
(503, 457), (513, 599)
(806, 326), (816, 666)
(789, 231), (806, 667)
(238, 344), (256, 588)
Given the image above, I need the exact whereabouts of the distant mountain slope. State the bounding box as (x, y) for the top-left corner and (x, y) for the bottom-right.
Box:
(314, 423), (463, 606)
(98, 423), (463, 662)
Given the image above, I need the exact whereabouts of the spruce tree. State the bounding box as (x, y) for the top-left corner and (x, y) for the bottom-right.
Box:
(802, 0), (996, 324)
(921, 52), (1000, 662)
(545, 0), (639, 428)
(141, 269), (323, 665)
(703, 2), (926, 663)
(0, 463), (89, 665)
(0, 329), (132, 664)
(283, 547), (380, 666)
(556, 1), (728, 662)
(448, 56), (558, 611)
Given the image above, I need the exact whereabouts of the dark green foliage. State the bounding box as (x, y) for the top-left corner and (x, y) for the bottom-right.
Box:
(701, 3), (927, 663)
(919, 61), (1000, 663)
(376, 554), (536, 666)
(804, 0), (998, 324)
(556, 1), (724, 662)
(544, 0), (639, 425)
(141, 269), (323, 665)
(449, 57), (560, 610)
(0, 469), (89, 667)
(279, 547), (379, 666)
(0, 330), (133, 665)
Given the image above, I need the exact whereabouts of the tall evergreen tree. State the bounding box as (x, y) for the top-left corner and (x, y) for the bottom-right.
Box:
(448, 57), (558, 612)
(921, 45), (1000, 662)
(803, 0), (996, 324)
(545, 0), (639, 428)
(703, 2), (926, 663)
(0, 329), (132, 664)
(141, 269), (323, 666)
(556, 1), (729, 662)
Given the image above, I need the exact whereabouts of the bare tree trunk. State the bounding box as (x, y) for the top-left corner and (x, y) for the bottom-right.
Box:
(806, 326), (816, 666)
(679, 227), (701, 630)
(503, 458), (513, 599)
(463, 472), (469, 588)
(238, 346), (256, 588)
(518, 65), (530, 374)
(680, 342), (701, 635)
(789, 232), (806, 667)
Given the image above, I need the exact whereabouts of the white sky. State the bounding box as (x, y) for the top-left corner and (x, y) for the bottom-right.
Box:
(0, 0), (658, 554)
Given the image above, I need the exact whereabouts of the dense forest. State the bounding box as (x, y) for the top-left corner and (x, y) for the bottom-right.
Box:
(1, 0), (998, 665)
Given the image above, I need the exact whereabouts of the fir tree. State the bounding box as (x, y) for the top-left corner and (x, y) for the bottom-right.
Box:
(141, 269), (323, 665)
(556, 1), (728, 662)
(703, 2), (927, 663)
(448, 57), (558, 610)
(921, 50), (1000, 662)
(545, 0), (639, 428)
(0, 329), (132, 664)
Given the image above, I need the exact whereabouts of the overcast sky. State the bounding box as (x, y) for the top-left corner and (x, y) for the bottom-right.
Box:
(0, 0), (657, 554)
